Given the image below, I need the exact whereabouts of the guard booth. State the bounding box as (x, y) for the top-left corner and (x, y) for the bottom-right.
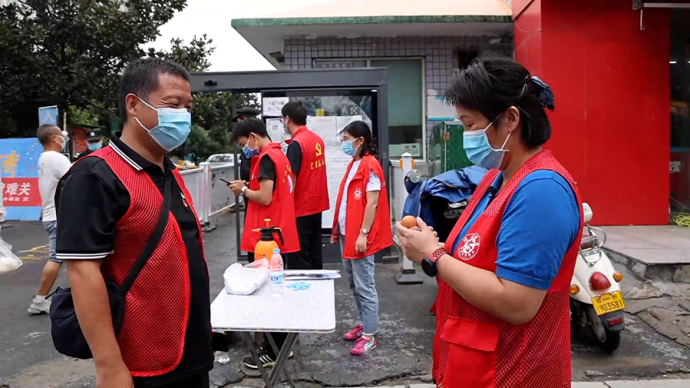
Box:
(189, 68), (389, 263)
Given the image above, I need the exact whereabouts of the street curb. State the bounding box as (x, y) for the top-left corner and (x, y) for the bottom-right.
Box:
(226, 379), (690, 388)
(573, 380), (689, 388)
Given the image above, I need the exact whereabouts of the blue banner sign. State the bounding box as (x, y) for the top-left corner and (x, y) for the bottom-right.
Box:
(0, 138), (43, 221)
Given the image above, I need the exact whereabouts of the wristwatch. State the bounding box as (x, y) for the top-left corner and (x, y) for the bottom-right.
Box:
(361, 228), (369, 235)
(422, 247), (448, 277)
(241, 185), (248, 195)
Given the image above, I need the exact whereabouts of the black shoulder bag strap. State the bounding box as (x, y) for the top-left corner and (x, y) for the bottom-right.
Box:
(119, 173), (173, 295)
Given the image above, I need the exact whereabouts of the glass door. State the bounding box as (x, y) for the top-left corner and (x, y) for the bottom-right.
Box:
(670, 10), (690, 225)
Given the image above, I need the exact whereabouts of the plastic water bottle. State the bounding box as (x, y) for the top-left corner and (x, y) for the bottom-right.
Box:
(270, 248), (284, 296)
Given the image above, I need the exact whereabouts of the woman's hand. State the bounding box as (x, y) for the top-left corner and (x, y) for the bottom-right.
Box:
(396, 217), (440, 264)
(355, 233), (367, 254)
(330, 234), (339, 244)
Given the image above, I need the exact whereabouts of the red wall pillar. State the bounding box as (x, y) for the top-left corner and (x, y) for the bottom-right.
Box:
(513, 0), (670, 225)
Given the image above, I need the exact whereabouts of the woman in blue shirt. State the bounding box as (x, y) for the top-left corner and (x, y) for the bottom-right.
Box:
(397, 55), (582, 387)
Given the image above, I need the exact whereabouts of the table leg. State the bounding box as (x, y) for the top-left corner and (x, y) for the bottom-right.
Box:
(268, 333), (299, 387)
(266, 333), (298, 387)
(242, 332), (273, 388)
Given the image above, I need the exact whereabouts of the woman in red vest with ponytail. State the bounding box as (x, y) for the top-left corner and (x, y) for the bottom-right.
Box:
(331, 121), (392, 356)
(397, 55), (583, 387)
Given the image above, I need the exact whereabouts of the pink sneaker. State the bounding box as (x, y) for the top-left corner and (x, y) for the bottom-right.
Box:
(343, 325), (363, 341)
(351, 336), (377, 356)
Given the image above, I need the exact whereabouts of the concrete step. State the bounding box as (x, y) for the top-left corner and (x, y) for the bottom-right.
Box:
(606, 248), (690, 284)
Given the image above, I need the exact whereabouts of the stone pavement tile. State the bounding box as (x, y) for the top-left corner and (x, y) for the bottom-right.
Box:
(571, 383), (608, 387)
(606, 380), (690, 388)
(409, 384), (436, 388)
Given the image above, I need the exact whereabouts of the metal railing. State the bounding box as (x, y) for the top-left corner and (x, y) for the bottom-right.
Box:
(180, 162), (241, 229)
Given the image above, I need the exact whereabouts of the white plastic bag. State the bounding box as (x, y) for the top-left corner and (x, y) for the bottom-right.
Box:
(0, 235), (22, 275)
(223, 258), (269, 295)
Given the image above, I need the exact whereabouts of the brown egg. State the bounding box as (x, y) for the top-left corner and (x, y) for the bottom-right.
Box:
(401, 215), (418, 229)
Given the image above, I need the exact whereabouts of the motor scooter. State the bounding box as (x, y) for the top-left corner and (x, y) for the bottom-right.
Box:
(570, 203), (626, 354)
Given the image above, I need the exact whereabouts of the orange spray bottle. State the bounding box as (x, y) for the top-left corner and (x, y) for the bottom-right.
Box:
(253, 218), (284, 265)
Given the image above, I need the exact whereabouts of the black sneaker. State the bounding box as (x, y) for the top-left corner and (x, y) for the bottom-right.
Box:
(242, 348), (294, 369)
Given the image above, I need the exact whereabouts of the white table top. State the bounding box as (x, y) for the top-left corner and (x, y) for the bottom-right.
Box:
(211, 279), (336, 333)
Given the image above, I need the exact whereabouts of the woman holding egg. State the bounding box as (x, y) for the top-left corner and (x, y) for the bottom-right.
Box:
(397, 55), (582, 387)
(331, 120), (392, 356)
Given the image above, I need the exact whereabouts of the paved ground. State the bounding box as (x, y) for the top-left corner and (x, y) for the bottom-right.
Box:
(1, 216), (690, 388)
(603, 226), (690, 265)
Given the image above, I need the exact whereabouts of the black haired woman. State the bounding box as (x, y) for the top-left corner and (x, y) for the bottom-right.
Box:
(397, 55), (583, 387)
(331, 121), (392, 356)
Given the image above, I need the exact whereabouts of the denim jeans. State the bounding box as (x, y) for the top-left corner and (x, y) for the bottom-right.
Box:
(43, 221), (61, 263)
(340, 238), (379, 335)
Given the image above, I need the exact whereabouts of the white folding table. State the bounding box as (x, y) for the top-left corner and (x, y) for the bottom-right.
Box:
(211, 279), (336, 388)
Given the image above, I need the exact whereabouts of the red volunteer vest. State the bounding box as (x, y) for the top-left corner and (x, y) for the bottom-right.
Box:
(434, 150), (583, 388)
(332, 155), (393, 259)
(88, 147), (206, 377)
(291, 127), (330, 217)
(241, 143), (300, 254)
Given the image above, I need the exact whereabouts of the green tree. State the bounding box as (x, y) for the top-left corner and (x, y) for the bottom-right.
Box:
(0, 0), (259, 160)
(150, 36), (259, 160)
(0, 0), (187, 136)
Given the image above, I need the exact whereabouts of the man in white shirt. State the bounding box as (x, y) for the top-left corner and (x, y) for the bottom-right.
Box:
(28, 124), (72, 315)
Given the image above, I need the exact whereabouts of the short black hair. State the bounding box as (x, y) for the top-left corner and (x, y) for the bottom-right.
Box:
(37, 124), (59, 145)
(119, 57), (190, 122)
(444, 54), (554, 149)
(232, 118), (270, 142)
(281, 100), (307, 126)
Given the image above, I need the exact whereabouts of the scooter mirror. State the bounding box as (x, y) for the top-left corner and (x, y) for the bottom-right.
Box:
(582, 203), (593, 223)
(405, 169), (421, 184)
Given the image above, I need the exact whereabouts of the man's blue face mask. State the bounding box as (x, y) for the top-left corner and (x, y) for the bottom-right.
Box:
(88, 142), (102, 151)
(242, 135), (260, 158)
(134, 96), (191, 152)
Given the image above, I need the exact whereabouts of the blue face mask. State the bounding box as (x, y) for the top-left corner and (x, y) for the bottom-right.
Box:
(135, 97), (191, 152)
(242, 135), (260, 158)
(342, 138), (360, 157)
(88, 142), (102, 151)
(463, 121), (511, 170)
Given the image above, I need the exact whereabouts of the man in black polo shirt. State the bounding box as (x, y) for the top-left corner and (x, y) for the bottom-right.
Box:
(55, 58), (212, 388)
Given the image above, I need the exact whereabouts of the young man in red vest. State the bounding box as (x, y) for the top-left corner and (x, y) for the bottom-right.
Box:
(228, 118), (300, 370)
(282, 100), (330, 270)
(55, 58), (212, 388)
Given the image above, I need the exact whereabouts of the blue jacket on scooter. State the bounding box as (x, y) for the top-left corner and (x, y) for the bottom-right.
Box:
(403, 166), (488, 230)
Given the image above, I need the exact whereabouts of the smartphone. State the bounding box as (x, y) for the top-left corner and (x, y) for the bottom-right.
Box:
(220, 178), (231, 185)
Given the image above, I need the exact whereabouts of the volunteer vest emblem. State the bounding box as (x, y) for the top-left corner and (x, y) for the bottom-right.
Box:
(458, 233), (480, 261)
(354, 188), (363, 200)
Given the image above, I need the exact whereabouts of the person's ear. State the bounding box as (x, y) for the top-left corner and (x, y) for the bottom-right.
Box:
(503, 106), (520, 133)
(125, 93), (141, 119)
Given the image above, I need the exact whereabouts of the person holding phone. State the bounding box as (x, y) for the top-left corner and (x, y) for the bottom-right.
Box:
(227, 118), (300, 370)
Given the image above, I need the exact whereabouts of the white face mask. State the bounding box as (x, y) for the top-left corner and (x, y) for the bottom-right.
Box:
(282, 117), (290, 135)
(53, 134), (66, 149)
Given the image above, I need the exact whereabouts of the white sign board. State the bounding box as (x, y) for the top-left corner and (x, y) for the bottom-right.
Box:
(390, 143), (422, 158)
(266, 118), (289, 154)
(427, 95), (456, 121)
(262, 97), (289, 117)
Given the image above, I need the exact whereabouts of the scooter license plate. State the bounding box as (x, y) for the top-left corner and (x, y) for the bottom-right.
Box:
(591, 291), (626, 315)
